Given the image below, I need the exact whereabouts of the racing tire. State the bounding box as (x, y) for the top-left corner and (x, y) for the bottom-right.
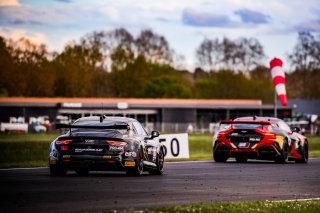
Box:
(296, 143), (308, 164)
(235, 156), (248, 163)
(275, 139), (289, 164)
(49, 164), (67, 176)
(126, 148), (144, 176)
(75, 167), (89, 176)
(213, 148), (228, 162)
(149, 147), (164, 175)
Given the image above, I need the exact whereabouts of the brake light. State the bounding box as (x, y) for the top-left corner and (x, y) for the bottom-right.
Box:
(107, 140), (127, 146)
(218, 128), (233, 137)
(61, 146), (68, 151)
(255, 129), (276, 140)
(56, 140), (72, 145)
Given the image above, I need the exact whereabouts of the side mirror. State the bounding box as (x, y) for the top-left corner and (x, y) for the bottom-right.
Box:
(150, 130), (160, 139)
(292, 127), (301, 133)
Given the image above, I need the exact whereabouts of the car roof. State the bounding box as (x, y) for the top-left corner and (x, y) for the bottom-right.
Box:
(234, 116), (281, 123)
(74, 116), (138, 124)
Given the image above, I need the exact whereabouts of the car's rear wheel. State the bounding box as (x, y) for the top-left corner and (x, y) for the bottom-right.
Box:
(296, 143), (308, 164)
(126, 148), (144, 176)
(149, 147), (164, 175)
(49, 164), (67, 176)
(275, 139), (289, 164)
(213, 148), (228, 162)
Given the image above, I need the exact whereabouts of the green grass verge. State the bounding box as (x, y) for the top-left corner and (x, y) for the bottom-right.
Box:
(106, 200), (320, 213)
(0, 134), (320, 168)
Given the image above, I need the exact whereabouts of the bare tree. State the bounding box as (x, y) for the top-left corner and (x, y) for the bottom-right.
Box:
(196, 38), (222, 71)
(196, 37), (265, 72)
(135, 29), (173, 64)
(289, 32), (320, 71)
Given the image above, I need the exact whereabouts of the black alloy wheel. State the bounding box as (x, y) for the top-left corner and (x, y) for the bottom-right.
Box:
(149, 147), (164, 175)
(296, 143), (309, 163)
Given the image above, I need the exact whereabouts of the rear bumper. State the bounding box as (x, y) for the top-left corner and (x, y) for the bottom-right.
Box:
(49, 153), (136, 171)
(215, 142), (282, 160)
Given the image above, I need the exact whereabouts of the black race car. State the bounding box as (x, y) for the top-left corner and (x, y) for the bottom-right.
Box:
(213, 116), (309, 163)
(49, 116), (164, 176)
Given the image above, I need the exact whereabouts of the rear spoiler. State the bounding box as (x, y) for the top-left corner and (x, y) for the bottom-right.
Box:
(220, 120), (271, 125)
(55, 123), (130, 130)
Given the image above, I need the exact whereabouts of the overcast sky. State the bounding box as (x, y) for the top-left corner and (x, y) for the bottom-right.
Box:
(0, 0), (319, 71)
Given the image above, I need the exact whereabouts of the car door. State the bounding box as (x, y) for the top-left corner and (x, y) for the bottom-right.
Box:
(132, 121), (157, 163)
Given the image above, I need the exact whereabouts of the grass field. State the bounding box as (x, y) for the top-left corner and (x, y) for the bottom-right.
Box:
(0, 133), (320, 168)
(114, 200), (320, 213)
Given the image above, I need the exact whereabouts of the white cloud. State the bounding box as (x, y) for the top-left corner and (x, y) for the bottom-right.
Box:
(0, 27), (47, 45)
(100, 6), (119, 21)
(0, 0), (20, 7)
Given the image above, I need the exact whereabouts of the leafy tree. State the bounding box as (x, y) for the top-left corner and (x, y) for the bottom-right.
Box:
(139, 75), (191, 98)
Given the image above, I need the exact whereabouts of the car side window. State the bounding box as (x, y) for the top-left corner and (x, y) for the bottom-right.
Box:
(277, 121), (291, 133)
(132, 122), (147, 136)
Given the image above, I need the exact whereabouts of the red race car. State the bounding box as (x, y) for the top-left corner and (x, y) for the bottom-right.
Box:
(213, 116), (308, 163)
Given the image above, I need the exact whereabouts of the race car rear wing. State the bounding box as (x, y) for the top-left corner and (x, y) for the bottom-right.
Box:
(220, 120), (272, 125)
(55, 123), (130, 130)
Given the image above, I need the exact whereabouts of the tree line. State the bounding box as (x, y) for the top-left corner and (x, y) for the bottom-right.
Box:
(0, 29), (319, 102)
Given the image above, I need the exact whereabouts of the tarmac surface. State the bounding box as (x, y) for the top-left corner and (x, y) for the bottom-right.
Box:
(1, 159), (320, 213)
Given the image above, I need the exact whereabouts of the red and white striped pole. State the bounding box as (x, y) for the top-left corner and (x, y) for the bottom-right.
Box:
(269, 58), (287, 117)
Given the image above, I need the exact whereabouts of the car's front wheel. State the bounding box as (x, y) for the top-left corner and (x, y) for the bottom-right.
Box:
(149, 147), (164, 175)
(296, 142), (308, 163)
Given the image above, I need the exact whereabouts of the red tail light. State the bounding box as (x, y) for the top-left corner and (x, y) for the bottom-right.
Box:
(107, 140), (127, 146)
(255, 129), (276, 141)
(61, 146), (68, 151)
(218, 128), (233, 138)
(56, 140), (72, 145)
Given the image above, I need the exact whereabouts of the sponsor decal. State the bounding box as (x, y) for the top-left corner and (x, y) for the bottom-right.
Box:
(231, 133), (239, 136)
(109, 146), (124, 151)
(125, 151), (137, 157)
(238, 142), (250, 148)
(249, 137), (260, 142)
(103, 155), (112, 159)
(49, 160), (56, 165)
(75, 148), (103, 152)
(84, 139), (95, 144)
(125, 161), (135, 167)
(63, 155), (70, 158)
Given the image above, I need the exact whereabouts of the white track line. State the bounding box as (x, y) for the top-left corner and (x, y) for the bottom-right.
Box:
(274, 198), (320, 202)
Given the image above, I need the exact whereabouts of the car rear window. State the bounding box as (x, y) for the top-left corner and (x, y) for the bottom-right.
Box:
(233, 123), (263, 129)
(71, 128), (129, 135)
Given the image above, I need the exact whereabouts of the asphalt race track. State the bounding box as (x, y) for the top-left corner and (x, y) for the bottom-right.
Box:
(1, 159), (320, 213)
